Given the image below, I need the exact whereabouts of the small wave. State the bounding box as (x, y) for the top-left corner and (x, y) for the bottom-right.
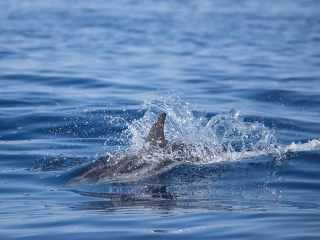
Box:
(285, 139), (320, 153)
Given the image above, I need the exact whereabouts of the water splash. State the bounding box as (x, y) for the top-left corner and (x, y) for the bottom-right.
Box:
(285, 139), (320, 153)
(120, 96), (320, 165)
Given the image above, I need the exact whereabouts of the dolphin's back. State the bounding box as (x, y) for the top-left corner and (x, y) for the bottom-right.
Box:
(66, 113), (176, 186)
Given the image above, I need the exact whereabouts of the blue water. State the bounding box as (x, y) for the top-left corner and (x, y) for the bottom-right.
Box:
(1, 0), (320, 239)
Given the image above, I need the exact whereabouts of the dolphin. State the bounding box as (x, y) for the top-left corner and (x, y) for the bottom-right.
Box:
(66, 113), (180, 186)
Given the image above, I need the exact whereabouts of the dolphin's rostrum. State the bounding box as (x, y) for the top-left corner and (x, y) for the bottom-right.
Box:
(66, 113), (178, 186)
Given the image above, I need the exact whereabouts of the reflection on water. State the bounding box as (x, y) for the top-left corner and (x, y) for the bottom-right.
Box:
(61, 156), (320, 214)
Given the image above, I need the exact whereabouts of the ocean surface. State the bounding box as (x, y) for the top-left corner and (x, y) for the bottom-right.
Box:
(1, 0), (320, 239)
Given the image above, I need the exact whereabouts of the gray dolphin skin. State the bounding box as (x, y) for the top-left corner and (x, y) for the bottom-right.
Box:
(145, 113), (168, 148)
(66, 113), (179, 186)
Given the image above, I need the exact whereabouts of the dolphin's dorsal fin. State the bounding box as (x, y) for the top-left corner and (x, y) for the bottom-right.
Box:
(146, 113), (168, 148)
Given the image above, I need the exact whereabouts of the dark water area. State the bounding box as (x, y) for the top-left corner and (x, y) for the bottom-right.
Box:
(1, 0), (320, 239)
